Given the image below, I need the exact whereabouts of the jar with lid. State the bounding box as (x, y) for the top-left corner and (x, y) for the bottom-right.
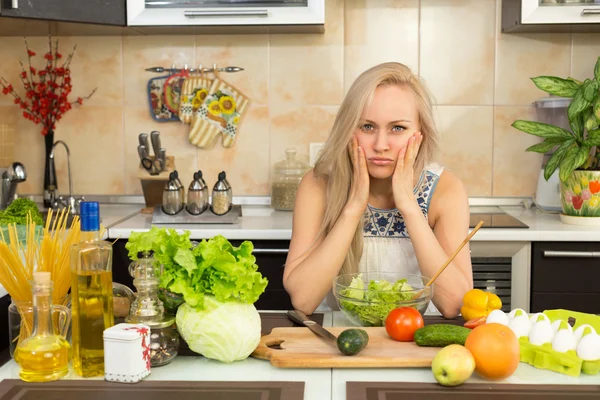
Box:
(162, 171), (184, 215)
(271, 148), (309, 211)
(126, 252), (179, 367)
(186, 171), (209, 215)
(211, 171), (232, 215)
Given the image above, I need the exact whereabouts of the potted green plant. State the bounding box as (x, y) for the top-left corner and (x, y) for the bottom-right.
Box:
(512, 56), (600, 220)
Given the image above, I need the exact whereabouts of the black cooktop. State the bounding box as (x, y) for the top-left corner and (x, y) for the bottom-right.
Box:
(469, 213), (529, 229)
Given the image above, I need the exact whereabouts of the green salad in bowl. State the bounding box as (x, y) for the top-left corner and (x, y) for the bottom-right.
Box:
(333, 272), (433, 327)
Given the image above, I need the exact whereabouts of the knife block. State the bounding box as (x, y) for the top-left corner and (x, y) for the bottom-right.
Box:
(137, 155), (176, 212)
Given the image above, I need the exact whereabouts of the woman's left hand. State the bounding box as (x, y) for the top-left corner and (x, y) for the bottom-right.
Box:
(392, 132), (423, 213)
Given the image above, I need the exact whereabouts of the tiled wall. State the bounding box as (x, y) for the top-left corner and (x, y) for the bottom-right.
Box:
(1, 0), (598, 198)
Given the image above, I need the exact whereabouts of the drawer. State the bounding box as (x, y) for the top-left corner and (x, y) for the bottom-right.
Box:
(531, 293), (600, 314)
(532, 242), (600, 293)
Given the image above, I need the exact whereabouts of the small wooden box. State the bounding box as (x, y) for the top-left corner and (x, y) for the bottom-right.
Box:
(137, 156), (176, 210)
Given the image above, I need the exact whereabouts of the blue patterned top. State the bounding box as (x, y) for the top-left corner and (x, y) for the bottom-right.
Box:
(363, 166), (443, 238)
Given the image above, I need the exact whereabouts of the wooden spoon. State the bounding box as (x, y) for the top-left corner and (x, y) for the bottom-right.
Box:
(411, 220), (484, 300)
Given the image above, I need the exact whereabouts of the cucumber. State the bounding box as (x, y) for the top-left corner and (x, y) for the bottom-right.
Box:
(337, 328), (369, 356)
(413, 324), (471, 347)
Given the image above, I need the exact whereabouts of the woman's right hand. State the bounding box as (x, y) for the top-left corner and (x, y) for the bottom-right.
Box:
(344, 136), (370, 217)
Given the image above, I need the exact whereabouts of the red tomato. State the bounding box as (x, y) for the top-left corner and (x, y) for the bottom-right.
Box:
(385, 307), (424, 342)
(464, 316), (487, 329)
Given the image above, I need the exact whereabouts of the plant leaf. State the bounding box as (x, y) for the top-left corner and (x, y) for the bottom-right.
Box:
(559, 145), (582, 182)
(531, 76), (580, 97)
(586, 111), (600, 132)
(568, 89), (591, 120)
(594, 98), (600, 120)
(568, 77), (584, 86)
(511, 120), (573, 139)
(585, 129), (600, 146)
(525, 140), (559, 153)
(583, 80), (599, 102)
(544, 140), (573, 181)
(595, 56), (600, 82)
(570, 112), (585, 141)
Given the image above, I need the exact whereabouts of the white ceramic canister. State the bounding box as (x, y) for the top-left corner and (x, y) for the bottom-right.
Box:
(103, 323), (152, 383)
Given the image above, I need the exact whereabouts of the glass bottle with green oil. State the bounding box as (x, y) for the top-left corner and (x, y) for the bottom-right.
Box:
(70, 201), (114, 377)
(15, 272), (71, 382)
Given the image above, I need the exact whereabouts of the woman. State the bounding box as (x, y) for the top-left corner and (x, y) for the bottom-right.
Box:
(282, 62), (473, 319)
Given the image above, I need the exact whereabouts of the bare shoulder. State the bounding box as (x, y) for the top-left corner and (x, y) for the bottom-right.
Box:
(296, 169), (327, 201)
(428, 169), (469, 226)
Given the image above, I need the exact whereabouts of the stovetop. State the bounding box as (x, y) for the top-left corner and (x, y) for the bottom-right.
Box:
(469, 207), (529, 229)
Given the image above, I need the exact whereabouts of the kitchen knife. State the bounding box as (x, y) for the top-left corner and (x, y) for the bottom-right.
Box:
(138, 133), (150, 151)
(150, 131), (161, 157)
(158, 148), (167, 166)
(287, 309), (337, 344)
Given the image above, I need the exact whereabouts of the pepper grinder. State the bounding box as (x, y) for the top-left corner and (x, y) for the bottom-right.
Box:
(211, 171), (232, 215)
(186, 171), (209, 215)
(162, 171), (183, 215)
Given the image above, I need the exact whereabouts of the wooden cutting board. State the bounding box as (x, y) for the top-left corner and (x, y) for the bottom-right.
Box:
(251, 327), (440, 368)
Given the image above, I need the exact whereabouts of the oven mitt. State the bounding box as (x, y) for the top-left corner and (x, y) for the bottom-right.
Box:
(147, 75), (179, 122)
(179, 76), (213, 124)
(188, 78), (251, 149)
(163, 71), (188, 116)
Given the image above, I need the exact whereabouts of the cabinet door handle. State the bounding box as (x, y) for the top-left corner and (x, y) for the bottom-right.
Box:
(543, 250), (600, 258)
(252, 248), (289, 254)
(582, 9), (600, 16)
(11, 0), (18, 8)
(184, 10), (268, 18)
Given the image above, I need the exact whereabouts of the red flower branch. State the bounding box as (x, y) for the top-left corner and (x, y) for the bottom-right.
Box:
(0, 36), (96, 136)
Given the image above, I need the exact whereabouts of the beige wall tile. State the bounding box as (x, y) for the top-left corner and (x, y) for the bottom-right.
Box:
(495, 33), (571, 105)
(196, 34), (269, 104)
(269, 104), (338, 174)
(493, 106), (542, 197)
(123, 107), (197, 195)
(572, 33), (600, 82)
(344, 0), (419, 93)
(122, 36), (195, 108)
(421, 0), (496, 105)
(270, 0), (344, 105)
(0, 17), (50, 36)
(435, 106), (493, 196)
(198, 104), (271, 195)
(0, 37), (48, 106)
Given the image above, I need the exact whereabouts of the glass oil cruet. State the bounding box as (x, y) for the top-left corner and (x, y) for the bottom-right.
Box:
(126, 251), (179, 366)
(15, 272), (71, 382)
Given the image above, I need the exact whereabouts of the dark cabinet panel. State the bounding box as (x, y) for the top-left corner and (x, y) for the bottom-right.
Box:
(531, 293), (600, 314)
(0, 0), (125, 26)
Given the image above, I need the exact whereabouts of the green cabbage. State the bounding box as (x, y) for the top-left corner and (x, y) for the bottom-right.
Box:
(0, 198), (43, 226)
(176, 295), (261, 363)
(339, 274), (414, 326)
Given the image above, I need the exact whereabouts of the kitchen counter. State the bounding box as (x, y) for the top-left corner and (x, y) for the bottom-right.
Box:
(107, 203), (600, 242)
(0, 311), (598, 400)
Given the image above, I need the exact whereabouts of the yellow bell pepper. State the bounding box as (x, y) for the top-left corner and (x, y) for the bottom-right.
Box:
(460, 289), (502, 321)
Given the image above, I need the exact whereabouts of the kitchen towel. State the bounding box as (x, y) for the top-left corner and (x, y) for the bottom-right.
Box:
(188, 77), (251, 149)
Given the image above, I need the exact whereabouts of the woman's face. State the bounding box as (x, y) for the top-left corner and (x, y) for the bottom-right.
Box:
(355, 85), (421, 180)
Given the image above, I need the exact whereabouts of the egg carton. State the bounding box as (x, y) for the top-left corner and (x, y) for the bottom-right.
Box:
(516, 309), (600, 377)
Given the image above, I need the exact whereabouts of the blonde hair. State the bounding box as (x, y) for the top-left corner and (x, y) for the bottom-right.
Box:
(313, 62), (439, 275)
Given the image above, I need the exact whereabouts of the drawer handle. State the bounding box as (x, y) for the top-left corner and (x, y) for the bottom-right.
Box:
(582, 9), (600, 16)
(252, 248), (289, 254)
(184, 10), (269, 18)
(543, 250), (600, 258)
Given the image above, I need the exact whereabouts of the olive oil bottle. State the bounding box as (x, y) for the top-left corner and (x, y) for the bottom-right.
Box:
(70, 201), (114, 377)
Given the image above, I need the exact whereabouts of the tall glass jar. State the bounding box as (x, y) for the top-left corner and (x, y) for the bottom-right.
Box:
(271, 148), (309, 211)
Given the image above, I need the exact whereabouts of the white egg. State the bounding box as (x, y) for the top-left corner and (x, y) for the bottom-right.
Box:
(576, 333), (600, 361)
(574, 325), (597, 344)
(509, 314), (531, 338)
(486, 309), (509, 326)
(529, 319), (554, 346)
(552, 327), (577, 353)
(508, 308), (528, 321)
(551, 319), (564, 334)
(529, 313), (542, 325)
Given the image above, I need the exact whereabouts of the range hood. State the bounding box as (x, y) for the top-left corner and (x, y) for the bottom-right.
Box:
(127, 0), (325, 27)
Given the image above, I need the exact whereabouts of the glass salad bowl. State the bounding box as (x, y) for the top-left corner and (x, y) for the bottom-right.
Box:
(333, 272), (433, 327)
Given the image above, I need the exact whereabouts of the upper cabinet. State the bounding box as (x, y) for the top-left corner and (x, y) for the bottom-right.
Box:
(502, 0), (600, 33)
(0, 0), (126, 26)
(126, 0), (324, 29)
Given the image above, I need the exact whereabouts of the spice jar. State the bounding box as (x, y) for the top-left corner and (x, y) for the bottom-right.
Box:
(162, 171), (184, 215)
(211, 171), (232, 215)
(271, 148), (309, 211)
(103, 323), (151, 383)
(126, 252), (179, 367)
(186, 171), (209, 215)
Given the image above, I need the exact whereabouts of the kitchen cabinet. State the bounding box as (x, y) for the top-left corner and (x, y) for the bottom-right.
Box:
(111, 239), (293, 311)
(530, 241), (600, 313)
(502, 0), (600, 33)
(0, 0), (126, 26)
